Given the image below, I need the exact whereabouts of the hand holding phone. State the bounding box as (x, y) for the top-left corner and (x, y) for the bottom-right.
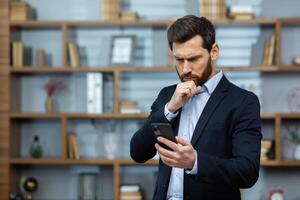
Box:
(151, 123), (177, 151)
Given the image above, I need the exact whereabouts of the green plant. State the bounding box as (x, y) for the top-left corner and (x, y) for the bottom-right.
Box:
(285, 125), (300, 144)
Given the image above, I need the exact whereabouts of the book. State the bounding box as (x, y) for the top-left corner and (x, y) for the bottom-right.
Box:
(120, 185), (143, 200)
(262, 33), (276, 66)
(100, 0), (119, 20)
(120, 185), (141, 193)
(36, 49), (46, 66)
(69, 133), (80, 159)
(229, 5), (254, 13)
(67, 42), (80, 68)
(67, 133), (75, 159)
(87, 73), (103, 113)
(199, 0), (226, 20)
(12, 41), (24, 67)
(120, 100), (141, 114)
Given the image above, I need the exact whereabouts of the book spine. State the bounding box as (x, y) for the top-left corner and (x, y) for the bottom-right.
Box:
(87, 73), (95, 113)
(94, 73), (103, 113)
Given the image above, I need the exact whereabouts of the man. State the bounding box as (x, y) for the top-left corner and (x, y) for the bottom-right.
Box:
(130, 15), (262, 200)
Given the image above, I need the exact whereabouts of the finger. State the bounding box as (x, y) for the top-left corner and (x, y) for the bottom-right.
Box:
(160, 154), (178, 167)
(176, 136), (190, 146)
(156, 143), (178, 159)
(195, 85), (201, 93)
(157, 137), (179, 151)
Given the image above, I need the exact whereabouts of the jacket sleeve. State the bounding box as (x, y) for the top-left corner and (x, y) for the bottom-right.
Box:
(130, 87), (171, 163)
(194, 92), (262, 188)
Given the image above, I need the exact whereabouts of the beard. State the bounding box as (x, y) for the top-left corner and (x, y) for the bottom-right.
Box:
(176, 58), (213, 86)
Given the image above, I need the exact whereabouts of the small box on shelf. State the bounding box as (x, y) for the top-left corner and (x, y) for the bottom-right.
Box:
(120, 100), (141, 114)
(10, 1), (35, 21)
(120, 184), (143, 200)
(228, 5), (255, 20)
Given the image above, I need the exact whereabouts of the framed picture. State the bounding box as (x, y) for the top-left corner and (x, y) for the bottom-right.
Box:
(110, 35), (136, 65)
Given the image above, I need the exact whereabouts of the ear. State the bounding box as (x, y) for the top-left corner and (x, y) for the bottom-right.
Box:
(210, 43), (219, 61)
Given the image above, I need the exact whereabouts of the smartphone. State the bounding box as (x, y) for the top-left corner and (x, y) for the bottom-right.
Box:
(151, 123), (177, 150)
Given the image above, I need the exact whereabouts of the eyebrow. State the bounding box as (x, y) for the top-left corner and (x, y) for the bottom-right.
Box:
(174, 55), (202, 60)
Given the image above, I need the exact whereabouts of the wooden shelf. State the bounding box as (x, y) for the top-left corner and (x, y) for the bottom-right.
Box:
(261, 113), (277, 120)
(66, 112), (149, 119)
(10, 66), (174, 74)
(10, 112), (286, 120)
(10, 113), (62, 119)
(279, 18), (300, 24)
(10, 158), (159, 165)
(9, 20), (171, 28)
(278, 113), (300, 119)
(260, 160), (281, 167)
(10, 66), (300, 74)
(211, 18), (276, 25)
(11, 112), (300, 120)
(9, 18), (277, 28)
(10, 112), (149, 119)
(12, 158), (300, 167)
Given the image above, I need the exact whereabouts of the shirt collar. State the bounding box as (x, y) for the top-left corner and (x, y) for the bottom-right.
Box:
(202, 70), (223, 95)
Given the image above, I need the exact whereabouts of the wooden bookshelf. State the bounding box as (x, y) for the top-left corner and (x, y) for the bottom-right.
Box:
(3, 0), (300, 197)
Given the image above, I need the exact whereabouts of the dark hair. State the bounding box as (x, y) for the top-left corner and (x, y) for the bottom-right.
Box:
(167, 15), (215, 52)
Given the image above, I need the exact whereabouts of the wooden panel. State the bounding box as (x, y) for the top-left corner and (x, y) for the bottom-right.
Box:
(0, 184), (9, 200)
(113, 70), (120, 113)
(275, 20), (282, 66)
(10, 121), (21, 158)
(0, 164), (9, 184)
(0, 58), (9, 65)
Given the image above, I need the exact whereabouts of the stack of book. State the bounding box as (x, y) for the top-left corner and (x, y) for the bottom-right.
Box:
(120, 100), (141, 114)
(12, 41), (24, 68)
(100, 0), (119, 20)
(120, 185), (143, 200)
(261, 139), (274, 161)
(67, 42), (81, 68)
(262, 33), (276, 66)
(10, 1), (34, 21)
(228, 5), (255, 20)
(120, 11), (139, 21)
(87, 73), (103, 114)
(68, 133), (80, 159)
(198, 0), (226, 20)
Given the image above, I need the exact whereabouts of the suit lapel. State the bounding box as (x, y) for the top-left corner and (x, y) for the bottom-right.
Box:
(191, 76), (230, 146)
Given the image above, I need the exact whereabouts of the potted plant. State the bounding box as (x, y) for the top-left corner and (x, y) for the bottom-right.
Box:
(285, 125), (300, 160)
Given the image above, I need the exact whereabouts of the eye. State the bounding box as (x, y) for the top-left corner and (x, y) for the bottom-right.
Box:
(188, 57), (199, 62)
(175, 58), (184, 62)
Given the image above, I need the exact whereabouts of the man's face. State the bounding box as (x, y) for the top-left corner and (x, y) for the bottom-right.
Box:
(172, 35), (217, 86)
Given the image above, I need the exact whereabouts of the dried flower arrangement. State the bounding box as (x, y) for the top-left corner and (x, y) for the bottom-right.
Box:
(43, 78), (64, 97)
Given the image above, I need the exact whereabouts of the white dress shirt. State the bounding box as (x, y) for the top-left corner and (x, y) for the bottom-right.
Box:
(164, 71), (223, 200)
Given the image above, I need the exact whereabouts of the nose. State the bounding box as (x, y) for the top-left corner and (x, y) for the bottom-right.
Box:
(182, 60), (192, 74)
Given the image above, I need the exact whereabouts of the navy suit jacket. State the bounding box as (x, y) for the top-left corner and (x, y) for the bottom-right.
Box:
(130, 76), (262, 200)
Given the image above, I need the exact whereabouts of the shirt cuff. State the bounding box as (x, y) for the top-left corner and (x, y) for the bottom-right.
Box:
(185, 152), (198, 175)
(164, 103), (179, 122)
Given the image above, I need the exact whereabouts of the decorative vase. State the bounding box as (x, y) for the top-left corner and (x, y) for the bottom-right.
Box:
(29, 135), (43, 158)
(45, 96), (54, 113)
(294, 144), (300, 160)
